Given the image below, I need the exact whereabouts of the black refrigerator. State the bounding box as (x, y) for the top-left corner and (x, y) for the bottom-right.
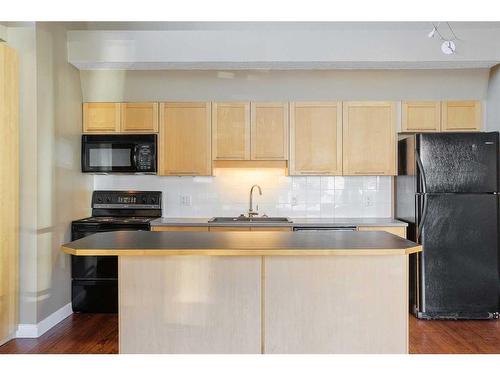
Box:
(396, 132), (500, 320)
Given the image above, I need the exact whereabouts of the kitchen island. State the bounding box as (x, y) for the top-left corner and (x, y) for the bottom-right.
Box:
(62, 230), (421, 354)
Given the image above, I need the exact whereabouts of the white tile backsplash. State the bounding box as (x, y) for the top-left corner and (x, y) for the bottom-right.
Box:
(93, 169), (392, 218)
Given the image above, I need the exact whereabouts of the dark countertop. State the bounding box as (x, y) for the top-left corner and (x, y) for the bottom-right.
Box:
(150, 217), (408, 228)
(61, 230), (421, 256)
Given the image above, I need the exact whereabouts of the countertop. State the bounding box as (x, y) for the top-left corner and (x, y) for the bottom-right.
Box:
(150, 217), (408, 228)
(61, 230), (421, 256)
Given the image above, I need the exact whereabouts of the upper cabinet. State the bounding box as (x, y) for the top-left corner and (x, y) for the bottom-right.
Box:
(343, 101), (396, 176)
(289, 102), (343, 175)
(121, 102), (158, 133)
(401, 101), (441, 132)
(212, 102), (250, 160)
(212, 102), (289, 162)
(250, 102), (289, 160)
(83, 102), (158, 134)
(83, 103), (121, 133)
(159, 102), (212, 176)
(401, 100), (481, 133)
(441, 101), (481, 132)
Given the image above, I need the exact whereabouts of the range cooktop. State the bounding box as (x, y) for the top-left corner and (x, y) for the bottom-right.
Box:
(73, 216), (157, 224)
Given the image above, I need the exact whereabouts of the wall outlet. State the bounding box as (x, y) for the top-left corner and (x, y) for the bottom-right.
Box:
(363, 195), (373, 207)
(180, 195), (192, 206)
(291, 196), (298, 206)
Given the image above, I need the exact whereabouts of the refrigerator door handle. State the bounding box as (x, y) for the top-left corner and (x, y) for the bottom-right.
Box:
(415, 150), (429, 241)
(415, 150), (427, 194)
(417, 193), (428, 242)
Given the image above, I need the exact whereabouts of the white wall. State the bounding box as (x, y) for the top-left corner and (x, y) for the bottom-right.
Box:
(80, 69), (489, 102)
(35, 22), (93, 322)
(5, 24), (38, 325)
(486, 64), (500, 132)
(3, 23), (93, 326)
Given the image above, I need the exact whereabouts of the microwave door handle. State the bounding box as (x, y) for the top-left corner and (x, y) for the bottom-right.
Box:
(131, 145), (138, 169)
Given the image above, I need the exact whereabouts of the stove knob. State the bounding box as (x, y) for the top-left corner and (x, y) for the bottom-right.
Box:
(106, 197), (111, 203)
(150, 198), (156, 204)
(142, 198), (147, 204)
(97, 198), (102, 203)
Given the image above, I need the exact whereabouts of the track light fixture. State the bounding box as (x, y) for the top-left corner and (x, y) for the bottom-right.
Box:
(427, 22), (459, 55)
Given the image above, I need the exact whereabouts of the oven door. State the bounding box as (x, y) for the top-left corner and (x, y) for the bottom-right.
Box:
(71, 224), (150, 279)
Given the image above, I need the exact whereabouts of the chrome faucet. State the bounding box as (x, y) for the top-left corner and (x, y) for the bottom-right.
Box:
(248, 185), (262, 218)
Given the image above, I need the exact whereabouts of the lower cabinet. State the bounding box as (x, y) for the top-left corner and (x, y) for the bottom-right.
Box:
(210, 227), (292, 232)
(250, 227), (291, 232)
(151, 226), (208, 232)
(151, 226), (292, 232)
(209, 227), (251, 231)
(357, 226), (406, 238)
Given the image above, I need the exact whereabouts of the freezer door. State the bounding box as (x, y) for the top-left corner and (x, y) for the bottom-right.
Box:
(417, 193), (499, 318)
(417, 132), (499, 193)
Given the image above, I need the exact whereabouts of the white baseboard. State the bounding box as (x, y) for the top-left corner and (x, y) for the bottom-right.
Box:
(15, 303), (73, 338)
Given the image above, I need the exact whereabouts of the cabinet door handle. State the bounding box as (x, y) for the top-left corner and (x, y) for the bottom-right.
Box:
(169, 172), (199, 175)
(353, 171), (386, 175)
(299, 171), (333, 175)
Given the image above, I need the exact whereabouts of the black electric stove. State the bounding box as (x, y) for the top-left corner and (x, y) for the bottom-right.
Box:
(71, 190), (162, 313)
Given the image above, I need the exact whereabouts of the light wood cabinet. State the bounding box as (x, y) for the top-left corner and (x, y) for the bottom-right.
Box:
(151, 226), (208, 232)
(343, 101), (396, 176)
(250, 102), (289, 160)
(441, 101), (481, 132)
(212, 102), (250, 160)
(83, 102), (159, 134)
(357, 226), (406, 238)
(121, 102), (158, 133)
(250, 227), (292, 231)
(0, 43), (19, 345)
(83, 102), (121, 133)
(289, 102), (343, 175)
(159, 102), (212, 176)
(209, 227), (251, 231)
(401, 101), (441, 132)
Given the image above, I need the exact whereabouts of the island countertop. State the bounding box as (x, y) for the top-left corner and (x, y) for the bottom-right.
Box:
(61, 230), (421, 256)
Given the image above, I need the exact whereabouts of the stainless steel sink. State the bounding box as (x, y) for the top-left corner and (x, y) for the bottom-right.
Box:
(209, 216), (292, 223)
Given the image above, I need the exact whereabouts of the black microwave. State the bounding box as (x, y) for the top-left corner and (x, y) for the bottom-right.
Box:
(81, 134), (157, 174)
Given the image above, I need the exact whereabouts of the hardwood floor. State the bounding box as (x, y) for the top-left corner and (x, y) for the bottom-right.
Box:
(0, 313), (499, 354)
(409, 315), (500, 354)
(0, 314), (118, 354)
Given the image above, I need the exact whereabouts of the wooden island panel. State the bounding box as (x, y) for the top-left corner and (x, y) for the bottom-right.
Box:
(119, 256), (261, 354)
(264, 255), (408, 353)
